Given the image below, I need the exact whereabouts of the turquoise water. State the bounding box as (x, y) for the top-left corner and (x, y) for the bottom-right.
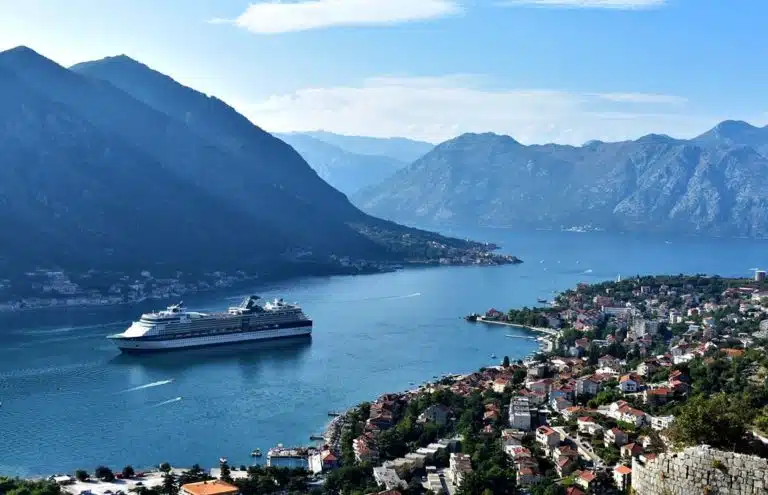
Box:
(1, 228), (766, 476)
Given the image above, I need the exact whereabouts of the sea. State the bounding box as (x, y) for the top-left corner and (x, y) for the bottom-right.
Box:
(1, 228), (766, 476)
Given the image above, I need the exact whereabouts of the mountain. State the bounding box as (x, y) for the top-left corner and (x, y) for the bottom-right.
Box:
(299, 131), (434, 163)
(355, 125), (768, 238)
(0, 46), (506, 288)
(274, 133), (404, 195)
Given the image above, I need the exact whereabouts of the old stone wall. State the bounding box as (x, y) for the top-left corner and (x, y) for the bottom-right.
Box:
(632, 445), (768, 495)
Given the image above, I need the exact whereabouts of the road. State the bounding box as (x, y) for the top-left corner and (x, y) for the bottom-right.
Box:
(553, 426), (604, 468)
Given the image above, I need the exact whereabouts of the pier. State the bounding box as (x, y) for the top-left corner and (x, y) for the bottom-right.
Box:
(472, 316), (560, 336)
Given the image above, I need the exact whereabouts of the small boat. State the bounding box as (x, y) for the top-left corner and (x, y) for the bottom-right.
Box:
(219, 457), (228, 464)
(328, 411), (341, 417)
(537, 298), (548, 304)
(309, 435), (324, 441)
(250, 449), (262, 457)
(490, 354), (497, 359)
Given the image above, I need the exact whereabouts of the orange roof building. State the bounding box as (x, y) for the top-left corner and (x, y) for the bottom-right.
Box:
(181, 480), (239, 495)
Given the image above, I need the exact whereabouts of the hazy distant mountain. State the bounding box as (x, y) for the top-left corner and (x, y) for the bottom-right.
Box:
(0, 46), (495, 280)
(355, 123), (768, 238)
(300, 130), (434, 163)
(275, 133), (405, 195)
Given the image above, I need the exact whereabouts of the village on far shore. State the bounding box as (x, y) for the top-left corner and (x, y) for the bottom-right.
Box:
(12, 273), (768, 495)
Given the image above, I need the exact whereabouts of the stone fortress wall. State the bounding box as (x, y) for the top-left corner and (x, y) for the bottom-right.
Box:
(631, 445), (768, 495)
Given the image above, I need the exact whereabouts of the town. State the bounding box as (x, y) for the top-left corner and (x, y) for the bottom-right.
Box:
(9, 273), (768, 495)
(0, 246), (519, 312)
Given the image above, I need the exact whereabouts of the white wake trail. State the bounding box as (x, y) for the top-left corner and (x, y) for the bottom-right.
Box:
(121, 379), (174, 393)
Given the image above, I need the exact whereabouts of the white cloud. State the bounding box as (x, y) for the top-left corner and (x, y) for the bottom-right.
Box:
(211, 0), (461, 34)
(234, 75), (721, 145)
(595, 92), (687, 104)
(499, 0), (666, 9)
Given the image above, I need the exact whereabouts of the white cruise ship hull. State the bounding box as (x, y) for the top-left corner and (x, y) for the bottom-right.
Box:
(111, 325), (312, 353)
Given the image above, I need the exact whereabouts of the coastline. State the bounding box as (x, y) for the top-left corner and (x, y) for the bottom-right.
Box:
(0, 255), (520, 314)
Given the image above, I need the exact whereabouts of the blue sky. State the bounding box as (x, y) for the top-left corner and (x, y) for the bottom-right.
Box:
(0, 0), (765, 144)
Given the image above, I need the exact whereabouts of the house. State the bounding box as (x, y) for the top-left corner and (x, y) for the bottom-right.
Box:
(448, 453), (473, 488)
(353, 434), (379, 463)
(516, 462), (542, 487)
(418, 404), (451, 427)
(562, 406), (586, 421)
(309, 449), (339, 474)
(618, 405), (648, 428)
(620, 443), (644, 459)
(575, 470), (598, 491)
(372, 467), (407, 491)
(577, 417), (603, 436)
(527, 378), (553, 397)
(509, 396), (534, 431)
(550, 396), (573, 413)
(619, 374), (641, 393)
(636, 359), (659, 377)
(565, 487), (586, 495)
(651, 415), (675, 431)
(536, 426), (561, 450)
(598, 355), (621, 370)
(555, 455), (578, 477)
(575, 376), (601, 398)
(493, 377), (511, 393)
(643, 387), (673, 406)
(614, 465), (632, 491)
(604, 427), (629, 447)
(181, 481), (239, 495)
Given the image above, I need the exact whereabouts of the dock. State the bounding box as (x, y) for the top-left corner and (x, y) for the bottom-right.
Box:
(473, 316), (560, 336)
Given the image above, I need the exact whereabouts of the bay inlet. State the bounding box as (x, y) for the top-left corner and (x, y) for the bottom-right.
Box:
(1, 228), (767, 476)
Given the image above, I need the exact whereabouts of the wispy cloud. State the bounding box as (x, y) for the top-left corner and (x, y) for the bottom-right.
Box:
(232, 75), (720, 145)
(499, 0), (666, 9)
(595, 92), (687, 104)
(210, 0), (462, 34)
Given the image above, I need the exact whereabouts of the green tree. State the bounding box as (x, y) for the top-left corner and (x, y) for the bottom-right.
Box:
(669, 393), (753, 450)
(219, 463), (232, 483)
(159, 473), (178, 495)
(74, 470), (89, 482)
(159, 463), (172, 473)
(502, 356), (511, 368)
(95, 466), (115, 482)
(122, 466), (136, 479)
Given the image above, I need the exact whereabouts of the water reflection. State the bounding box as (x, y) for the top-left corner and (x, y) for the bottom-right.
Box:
(108, 336), (313, 372)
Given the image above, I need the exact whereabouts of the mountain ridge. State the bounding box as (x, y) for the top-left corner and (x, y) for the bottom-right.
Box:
(354, 121), (768, 238)
(0, 45), (516, 300)
(274, 132), (406, 195)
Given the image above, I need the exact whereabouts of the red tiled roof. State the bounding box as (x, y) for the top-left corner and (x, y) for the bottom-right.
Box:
(579, 471), (597, 482)
(615, 465), (632, 475)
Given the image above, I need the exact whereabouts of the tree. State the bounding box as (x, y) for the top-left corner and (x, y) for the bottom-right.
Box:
(159, 462), (172, 473)
(94, 466), (115, 482)
(122, 466), (136, 479)
(74, 470), (89, 482)
(502, 355), (511, 368)
(219, 462), (232, 483)
(669, 393), (753, 450)
(159, 473), (178, 495)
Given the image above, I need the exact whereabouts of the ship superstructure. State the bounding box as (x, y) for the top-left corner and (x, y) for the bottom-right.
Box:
(108, 295), (312, 352)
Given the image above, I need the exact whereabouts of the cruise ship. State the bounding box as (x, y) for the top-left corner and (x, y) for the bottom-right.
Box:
(107, 296), (312, 353)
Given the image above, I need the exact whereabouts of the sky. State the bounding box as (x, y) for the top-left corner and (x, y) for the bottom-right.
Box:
(0, 0), (766, 145)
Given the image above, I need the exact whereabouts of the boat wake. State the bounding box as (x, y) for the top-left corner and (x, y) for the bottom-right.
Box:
(583, 269), (594, 274)
(151, 397), (182, 407)
(338, 292), (421, 303)
(121, 379), (174, 393)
